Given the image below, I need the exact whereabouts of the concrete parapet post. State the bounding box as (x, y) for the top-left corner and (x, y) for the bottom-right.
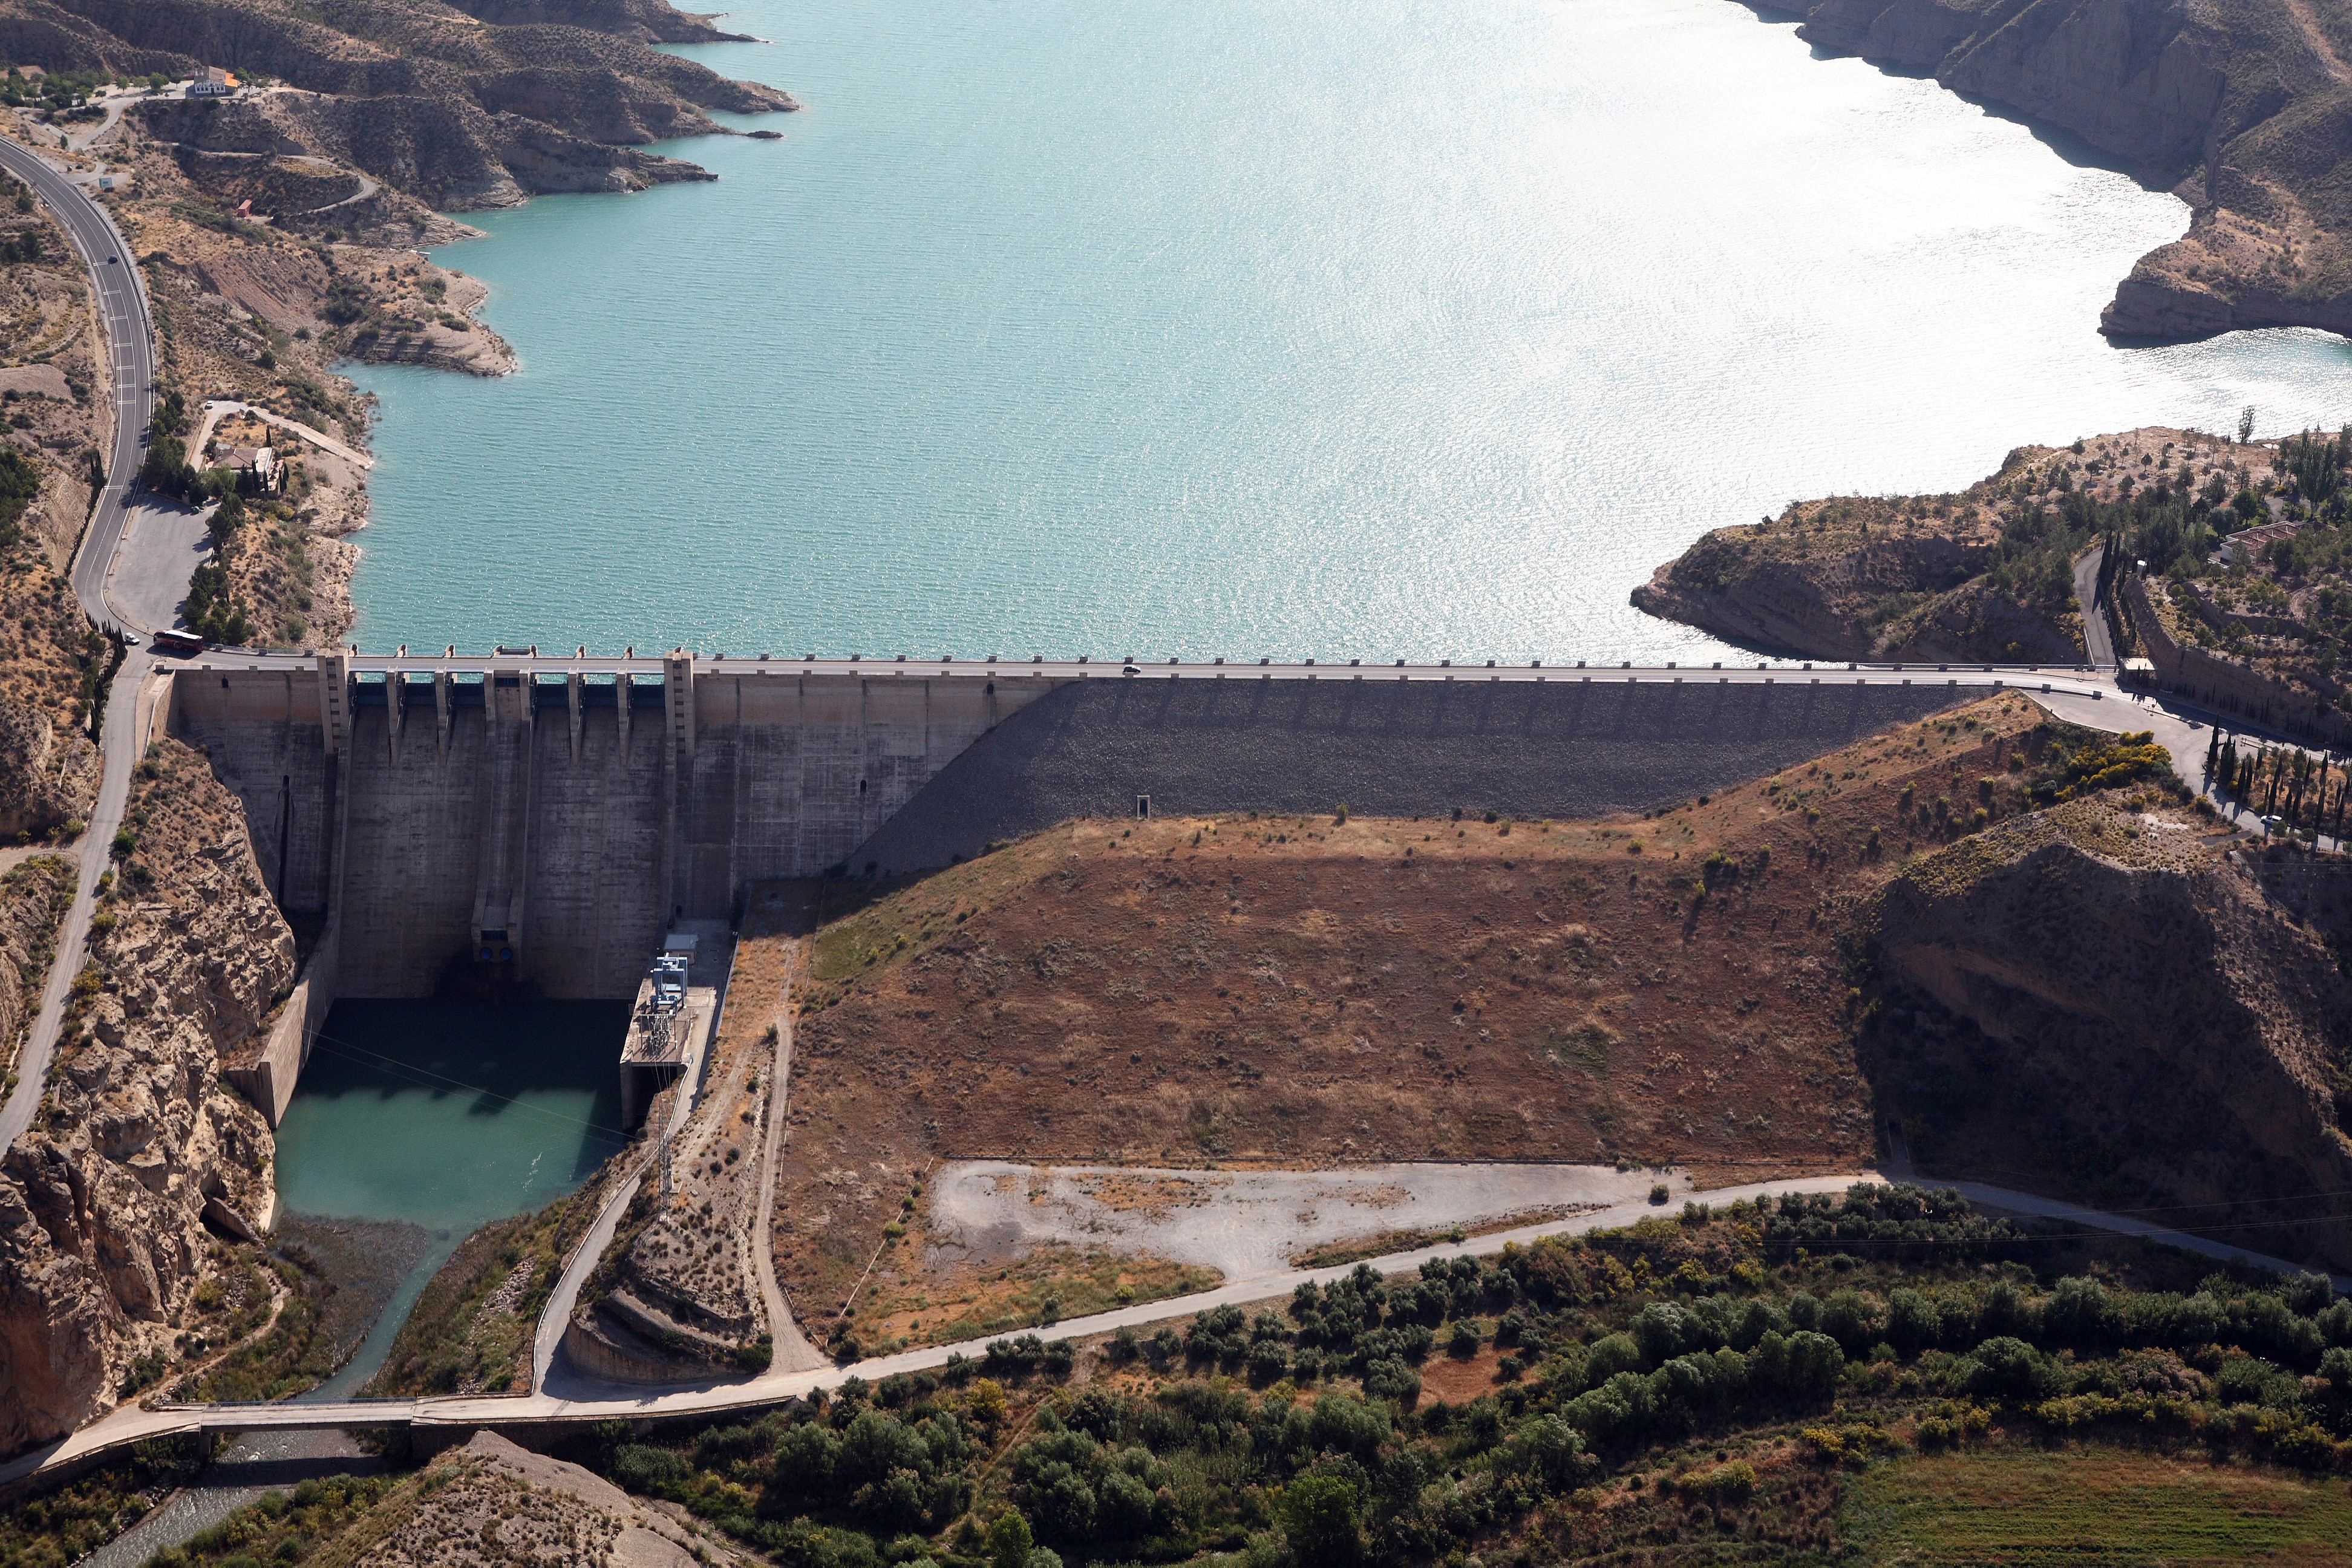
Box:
(664, 651), (695, 759)
(316, 651), (348, 756)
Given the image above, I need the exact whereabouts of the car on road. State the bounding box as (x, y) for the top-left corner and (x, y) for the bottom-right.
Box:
(120, 632), (139, 646)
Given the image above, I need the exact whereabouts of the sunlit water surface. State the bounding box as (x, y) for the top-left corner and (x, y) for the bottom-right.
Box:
(345, 0), (2352, 661)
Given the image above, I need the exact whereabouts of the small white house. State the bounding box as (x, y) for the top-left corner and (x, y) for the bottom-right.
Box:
(188, 67), (237, 97)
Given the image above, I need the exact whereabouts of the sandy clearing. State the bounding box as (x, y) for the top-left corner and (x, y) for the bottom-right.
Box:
(927, 1160), (1683, 1279)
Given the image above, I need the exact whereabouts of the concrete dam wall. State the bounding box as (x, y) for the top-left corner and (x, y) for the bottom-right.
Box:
(171, 656), (1969, 1011)
(171, 656), (1065, 1000)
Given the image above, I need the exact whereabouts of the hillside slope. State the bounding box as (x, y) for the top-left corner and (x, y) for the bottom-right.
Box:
(775, 699), (2099, 1338)
(0, 0), (793, 207)
(1860, 799), (2352, 1270)
(0, 739), (295, 1455)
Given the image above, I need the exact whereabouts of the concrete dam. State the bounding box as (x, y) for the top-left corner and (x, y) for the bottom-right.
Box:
(165, 650), (1975, 1119)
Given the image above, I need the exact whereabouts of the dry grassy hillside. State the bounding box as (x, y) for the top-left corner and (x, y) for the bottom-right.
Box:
(772, 698), (2085, 1330)
(1860, 794), (2352, 1269)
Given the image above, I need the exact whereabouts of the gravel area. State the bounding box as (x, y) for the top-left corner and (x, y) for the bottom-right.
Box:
(856, 678), (1962, 873)
(927, 1160), (1687, 1280)
(78, 1428), (382, 1568)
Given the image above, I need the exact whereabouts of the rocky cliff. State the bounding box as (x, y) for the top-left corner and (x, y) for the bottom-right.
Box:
(0, 857), (70, 1062)
(1756, 0), (2352, 341)
(0, 737), (293, 1457)
(1858, 795), (2352, 1270)
(443, 0), (757, 45)
(1, 0), (794, 209)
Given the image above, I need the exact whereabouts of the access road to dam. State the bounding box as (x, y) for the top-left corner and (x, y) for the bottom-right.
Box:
(2, 1163), (2341, 1493)
(8, 116), (2335, 1515)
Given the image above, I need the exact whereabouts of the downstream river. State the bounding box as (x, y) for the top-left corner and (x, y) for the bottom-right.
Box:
(347, 0), (2352, 662)
(274, 1000), (626, 1393)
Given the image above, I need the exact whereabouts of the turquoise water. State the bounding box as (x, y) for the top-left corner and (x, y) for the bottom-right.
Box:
(350, 0), (2352, 661)
(273, 999), (627, 1394)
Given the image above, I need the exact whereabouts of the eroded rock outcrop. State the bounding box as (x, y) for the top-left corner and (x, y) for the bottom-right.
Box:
(2, 0), (795, 211)
(0, 696), (99, 842)
(1858, 797), (2352, 1269)
(0, 739), (293, 1457)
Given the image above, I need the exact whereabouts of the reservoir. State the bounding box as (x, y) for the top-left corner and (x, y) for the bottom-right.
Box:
(348, 0), (2352, 662)
(270, 999), (627, 1393)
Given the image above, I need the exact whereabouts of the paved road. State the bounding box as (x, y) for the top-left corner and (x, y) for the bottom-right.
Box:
(0, 655), (152, 1151)
(0, 133), (157, 635)
(9, 1163), (2342, 1488)
(0, 139), (162, 1151)
(2075, 543), (2116, 670)
(109, 504), (213, 635)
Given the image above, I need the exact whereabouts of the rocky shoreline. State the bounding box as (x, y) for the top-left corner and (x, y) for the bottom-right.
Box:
(0, 0), (795, 1460)
(1753, 0), (2352, 343)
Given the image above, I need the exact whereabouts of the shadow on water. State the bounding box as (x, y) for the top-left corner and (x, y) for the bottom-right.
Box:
(272, 998), (631, 1397)
(290, 999), (630, 1187)
(1729, 0), (2182, 190)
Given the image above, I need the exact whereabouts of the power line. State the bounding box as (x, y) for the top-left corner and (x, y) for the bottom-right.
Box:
(296, 1032), (632, 1142)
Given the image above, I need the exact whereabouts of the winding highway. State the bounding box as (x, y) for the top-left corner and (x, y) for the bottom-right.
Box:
(0, 134), (160, 1159)
(0, 132), (156, 633)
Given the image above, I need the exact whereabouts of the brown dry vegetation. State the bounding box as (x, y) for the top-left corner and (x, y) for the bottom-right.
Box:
(773, 697), (2062, 1339)
(848, 1245), (1220, 1356)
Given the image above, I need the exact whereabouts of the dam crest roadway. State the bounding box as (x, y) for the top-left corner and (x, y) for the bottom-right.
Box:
(8, 111), (2327, 1501)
